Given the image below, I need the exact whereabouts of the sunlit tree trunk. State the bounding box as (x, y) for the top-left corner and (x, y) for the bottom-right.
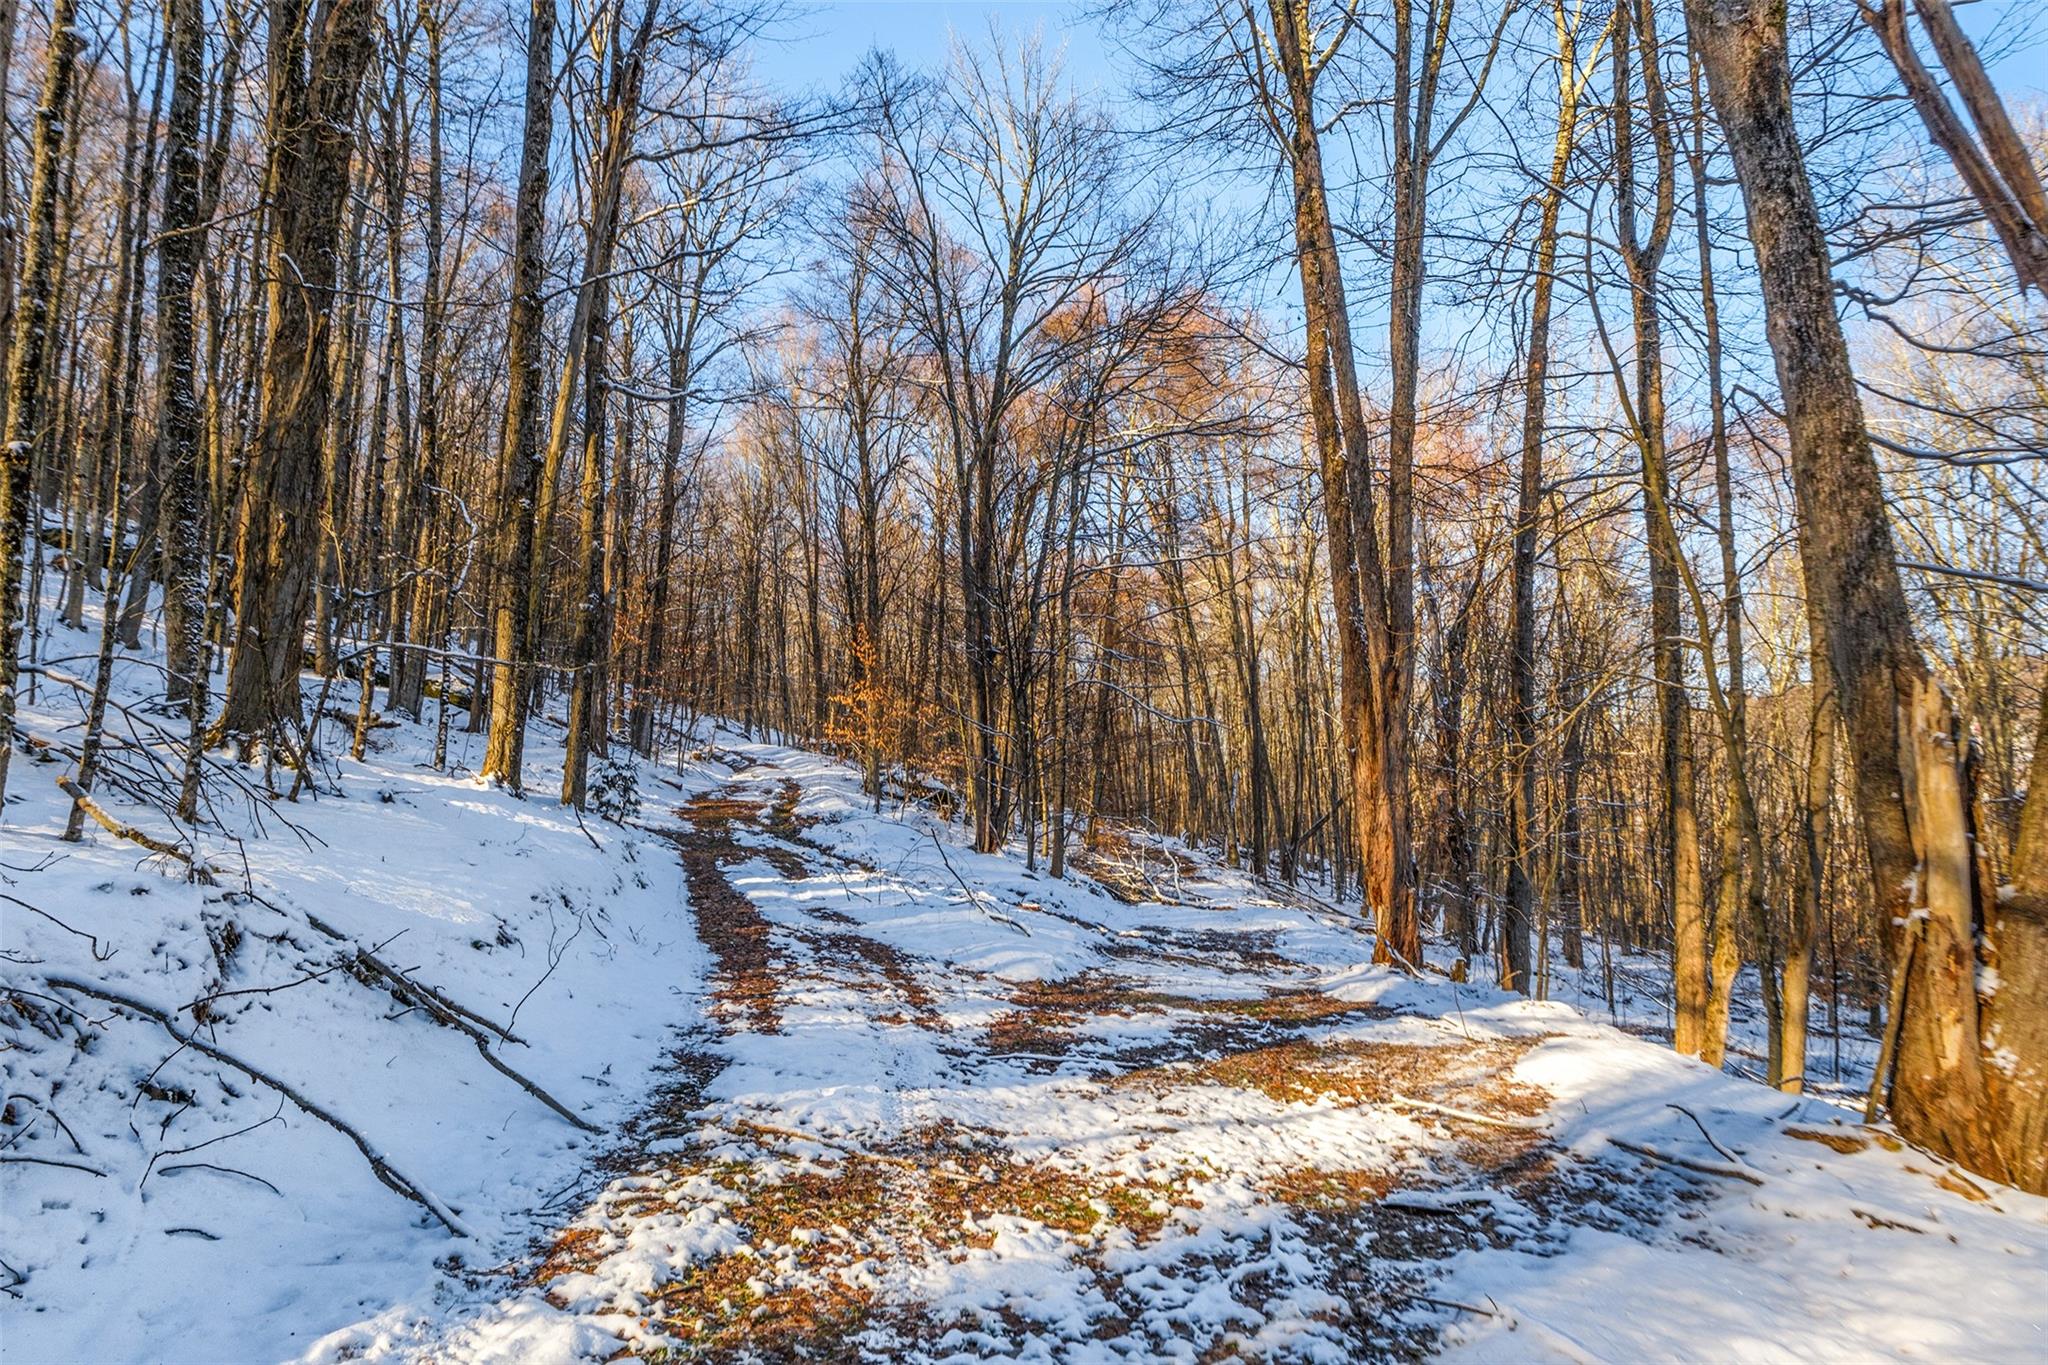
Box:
(0, 0), (84, 803)
(1688, 0), (2044, 1193)
(480, 0), (559, 790)
(1266, 0), (1416, 964)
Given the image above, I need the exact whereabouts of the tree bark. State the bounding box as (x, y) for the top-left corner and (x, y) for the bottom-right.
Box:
(0, 0), (84, 803)
(1266, 0), (1417, 965)
(1687, 0), (2044, 1192)
(479, 0), (559, 790)
(218, 0), (379, 742)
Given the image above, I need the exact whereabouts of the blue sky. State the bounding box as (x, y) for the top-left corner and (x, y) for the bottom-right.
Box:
(771, 0), (1112, 94)
(765, 0), (2044, 101)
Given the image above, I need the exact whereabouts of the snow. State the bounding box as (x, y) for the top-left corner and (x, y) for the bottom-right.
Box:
(8, 589), (2048, 1362)
(3, 602), (708, 1362)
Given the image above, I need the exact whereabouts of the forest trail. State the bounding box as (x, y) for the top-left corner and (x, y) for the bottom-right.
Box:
(409, 742), (2048, 1364)
(9, 689), (2046, 1365)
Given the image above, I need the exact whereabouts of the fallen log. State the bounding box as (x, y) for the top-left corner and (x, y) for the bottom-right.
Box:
(1608, 1135), (1765, 1186)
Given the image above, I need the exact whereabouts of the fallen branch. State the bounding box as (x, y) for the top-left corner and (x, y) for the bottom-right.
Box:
(55, 778), (216, 884)
(0, 1154), (107, 1177)
(569, 802), (603, 852)
(344, 939), (595, 1133)
(157, 1161), (282, 1196)
(180, 960), (352, 1015)
(1383, 1287), (1503, 1318)
(926, 830), (1029, 936)
(0, 894), (113, 961)
(45, 976), (470, 1236)
(1608, 1135), (1765, 1186)
(296, 908), (524, 1046)
(235, 896), (587, 1132)
(312, 917), (593, 1132)
(2, 1093), (85, 1154)
(1665, 1103), (1749, 1169)
(142, 1097), (286, 1187)
(1389, 1094), (1548, 1131)
(509, 909), (586, 1039)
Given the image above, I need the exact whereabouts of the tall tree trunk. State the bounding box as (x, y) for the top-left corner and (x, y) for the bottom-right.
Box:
(218, 0), (378, 742)
(0, 0), (83, 803)
(1615, 0), (1708, 1055)
(1506, 0), (1588, 993)
(401, 4), (448, 720)
(1267, 0), (1416, 965)
(561, 282), (613, 807)
(480, 0), (559, 790)
(153, 0), (209, 812)
(1687, 0), (2044, 1193)
(559, 0), (656, 805)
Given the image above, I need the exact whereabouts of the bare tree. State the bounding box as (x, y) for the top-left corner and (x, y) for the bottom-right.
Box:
(1687, 0), (2045, 1195)
(217, 0), (380, 743)
(479, 0), (562, 791)
(0, 0), (84, 803)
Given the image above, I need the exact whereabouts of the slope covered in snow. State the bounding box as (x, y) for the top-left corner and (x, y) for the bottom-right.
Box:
(3, 609), (709, 1362)
(6, 615), (2046, 1362)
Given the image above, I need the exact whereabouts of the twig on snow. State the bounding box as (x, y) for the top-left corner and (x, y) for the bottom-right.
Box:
(143, 1097), (286, 1187)
(508, 907), (587, 1041)
(926, 830), (1029, 936)
(0, 895), (112, 962)
(0, 1155), (108, 1176)
(2, 1093), (86, 1155)
(1389, 1094), (1548, 1131)
(44, 976), (470, 1236)
(1608, 1136), (1765, 1186)
(1665, 1103), (1748, 1168)
(157, 1161), (283, 1196)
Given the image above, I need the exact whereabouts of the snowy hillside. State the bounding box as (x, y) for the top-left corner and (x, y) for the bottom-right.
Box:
(6, 614), (2045, 1363)
(3, 610), (709, 1360)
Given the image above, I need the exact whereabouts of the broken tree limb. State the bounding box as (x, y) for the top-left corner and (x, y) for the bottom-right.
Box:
(235, 896), (588, 1133)
(291, 910), (593, 1132)
(1389, 1094), (1549, 1131)
(460, 1019), (598, 1132)
(44, 976), (470, 1236)
(1608, 1135), (1765, 1186)
(293, 907), (525, 1046)
(55, 778), (216, 884)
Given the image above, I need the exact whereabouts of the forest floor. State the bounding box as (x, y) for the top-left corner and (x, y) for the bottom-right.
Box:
(315, 743), (2048, 1364)
(6, 606), (2047, 1363)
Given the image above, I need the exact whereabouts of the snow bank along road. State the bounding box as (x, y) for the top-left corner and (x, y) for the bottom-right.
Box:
(8, 719), (2047, 1362)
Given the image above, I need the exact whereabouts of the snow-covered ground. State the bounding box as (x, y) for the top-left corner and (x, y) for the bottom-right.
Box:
(7, 599), (2047, 1362)
(3, 606), (708, 1362)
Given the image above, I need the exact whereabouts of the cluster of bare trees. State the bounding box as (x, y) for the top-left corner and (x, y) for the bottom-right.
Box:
(0, 0), (2040, 1190)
